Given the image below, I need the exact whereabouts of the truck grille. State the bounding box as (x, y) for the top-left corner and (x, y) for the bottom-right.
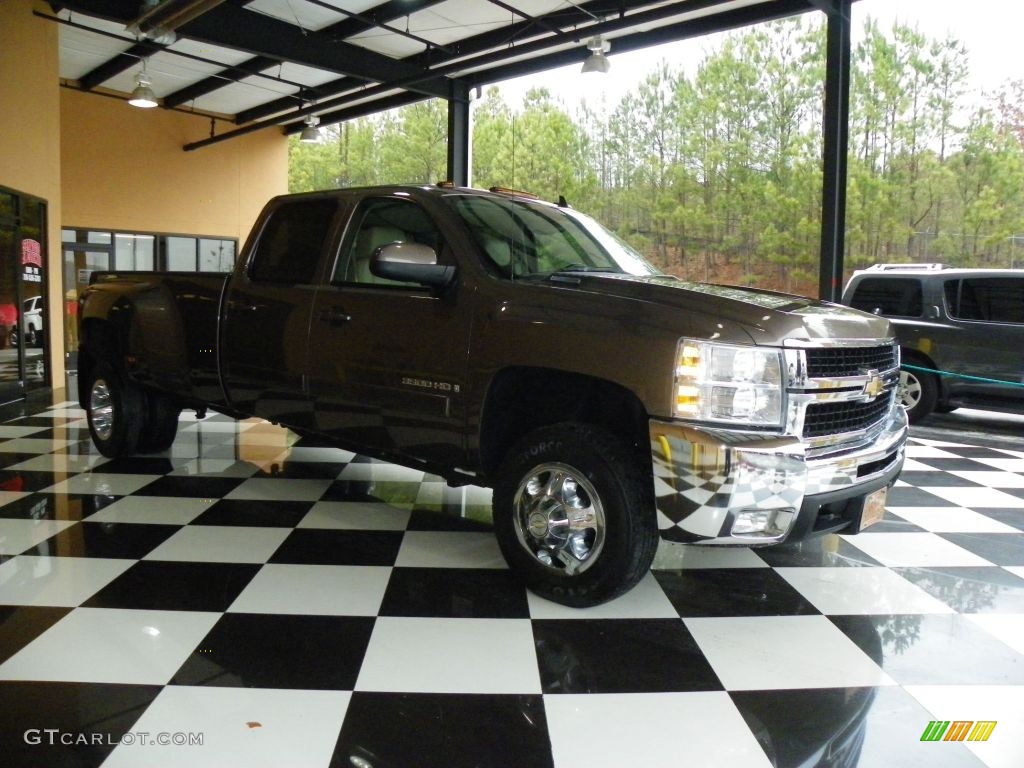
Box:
(805, 344), (897, 378)
(802, 395), (892, 438)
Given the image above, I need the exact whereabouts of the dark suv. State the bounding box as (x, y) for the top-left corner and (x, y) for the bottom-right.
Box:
(843, 264), (1024, 422)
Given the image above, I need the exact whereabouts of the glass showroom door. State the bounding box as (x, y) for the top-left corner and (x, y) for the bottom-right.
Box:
(62, 245), (110, 373)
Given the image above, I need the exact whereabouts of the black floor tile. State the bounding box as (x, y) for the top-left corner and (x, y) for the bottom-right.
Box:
(897, 471), (982, 487)
(0, 453), (45, 470)
(912, 458), (1005, 473)
(730, 687), (880, 768)
(94, 457), (177, 475)
(321, 480), (421, 506)
(132, 475), (246, 498)
(532, 619), (721, 694)
(0, 492), (121, 521)
(975, 508), (1024, 531)
(0, 681), (162, 768)
(938, 532), (1024, 566)
(7, 416), (76, 427)
(35, 521), (179, 559)
(380, 568), (529, 618)
(830, 614), (1024, 685)
(82, 560), (259, 611)
(191, 499), (314, 527)
(252, 460), (346, 480)
(941, 446), (1019, 459)
(884, 486), (959, 507)
(332, 693), (553, 768)
(269, 529), (403, 566)
(753, 537), (883, 567)
(0, 606), (72, 664)
(406, 508), (493, 532)
(0, 469), (73, 493)
(171, 613), (375, 690)
(653, 568), (820, 617)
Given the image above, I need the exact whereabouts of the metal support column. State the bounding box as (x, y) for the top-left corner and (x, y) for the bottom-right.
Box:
(447, 79), (470, 187)
(818, 0), (852, 301)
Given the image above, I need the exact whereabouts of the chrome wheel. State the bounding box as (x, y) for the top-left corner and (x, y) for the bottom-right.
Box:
(898, 370), (922, 411)
(90, 379), (114, 441)
(512, 462), (605, 576)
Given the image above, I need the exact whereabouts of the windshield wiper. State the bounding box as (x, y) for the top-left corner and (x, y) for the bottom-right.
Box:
(550, 264), (620, 274)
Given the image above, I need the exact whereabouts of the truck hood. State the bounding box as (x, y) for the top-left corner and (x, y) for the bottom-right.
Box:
(552, 273), (893, 345)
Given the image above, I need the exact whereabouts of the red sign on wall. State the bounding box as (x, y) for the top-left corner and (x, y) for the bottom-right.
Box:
(21, 239), (42, 267)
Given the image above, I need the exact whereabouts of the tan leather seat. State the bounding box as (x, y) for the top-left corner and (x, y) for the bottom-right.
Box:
(350, 226), (406, 284)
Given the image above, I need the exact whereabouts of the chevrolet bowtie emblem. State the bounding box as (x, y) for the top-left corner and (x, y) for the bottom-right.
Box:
(863, 370), (884, 398)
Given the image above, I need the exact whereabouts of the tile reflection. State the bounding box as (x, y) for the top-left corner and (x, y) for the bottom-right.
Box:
(894, 565), (1024, 613)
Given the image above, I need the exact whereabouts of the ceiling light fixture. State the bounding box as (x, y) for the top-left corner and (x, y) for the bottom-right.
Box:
(300, 113), (322, 143)
(128, 59), (158, 108)
(581, 35), (611, 74)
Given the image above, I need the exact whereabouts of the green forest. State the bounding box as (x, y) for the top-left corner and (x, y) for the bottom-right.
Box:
(288, 17), (1024, 296)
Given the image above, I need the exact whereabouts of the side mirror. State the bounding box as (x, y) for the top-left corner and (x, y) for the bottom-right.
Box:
(370, 243), (456, 289)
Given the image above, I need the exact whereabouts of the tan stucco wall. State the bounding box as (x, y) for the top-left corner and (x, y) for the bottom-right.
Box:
(61, 89), (287, 242)
(0, 0), (63, 383)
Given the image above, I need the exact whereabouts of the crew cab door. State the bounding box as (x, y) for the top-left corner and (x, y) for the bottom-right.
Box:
(307, 195), (471, 467)
(221, 196), (342, 428)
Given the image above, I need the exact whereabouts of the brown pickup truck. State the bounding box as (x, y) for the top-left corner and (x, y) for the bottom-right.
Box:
(78, 185), (908, 606)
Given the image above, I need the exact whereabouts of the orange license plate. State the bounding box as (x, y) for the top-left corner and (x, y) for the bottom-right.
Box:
(861, 487), (887, 530)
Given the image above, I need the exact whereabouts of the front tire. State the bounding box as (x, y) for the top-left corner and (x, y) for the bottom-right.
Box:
(86, 361), (145, 458)
(898, 367), (937, 424)
(493, 423), (658, 608)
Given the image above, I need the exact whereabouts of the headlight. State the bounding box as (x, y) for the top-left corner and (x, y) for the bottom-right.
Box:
(674, 339), (784, 426)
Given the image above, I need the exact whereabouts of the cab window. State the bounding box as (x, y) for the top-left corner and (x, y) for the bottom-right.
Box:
(333, 198), (442, 286)
(249, 199), (338, 284)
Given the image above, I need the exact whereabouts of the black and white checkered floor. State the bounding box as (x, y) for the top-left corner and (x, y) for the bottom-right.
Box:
(1, 402), (1022, 767)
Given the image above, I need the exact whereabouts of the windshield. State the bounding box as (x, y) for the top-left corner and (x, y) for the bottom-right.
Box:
(446, 194), (659, 279)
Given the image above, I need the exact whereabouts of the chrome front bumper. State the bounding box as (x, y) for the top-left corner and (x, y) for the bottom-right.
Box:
(649, 404), (907, 545)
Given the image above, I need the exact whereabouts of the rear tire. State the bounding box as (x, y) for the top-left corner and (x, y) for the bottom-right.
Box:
(138, 392), (181, 453)
(86, 361), (145, 458)
(492, 422), (658, 608)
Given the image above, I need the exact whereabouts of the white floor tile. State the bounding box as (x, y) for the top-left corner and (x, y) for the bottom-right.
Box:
(906, 685), (1024, 768)
(900, 458), (947, 472)
(842, 532), (994, 567)
(356, 616), (540, 693)
(889, 507), (1021, 533)
(0, 518), (77, 555)
(144, 526), (290, 564)
(0, 437), (75, 453)
(528, 572), (679, 619)
(971, 457), (1024, 473)
(0, 607), (219, 685)
(395, 530), (506, 569)
(905, 445), (960, 459)
(297, 501), (410, 531)
(684, 615), (895, 690)
(103, 686), (349, 768)
(224, 478), (332, 502)
(0, 555), (134, 606)
(965, 614), (1024, 656)
(0, 490), (31, 508)
(652, 542), (768, 569)
(43, 473), (163, 496)
(228, 564), (390, 615)
(337, 463), (425, 482)
(84, 496), (215, 525)
(5, 453), (109, 473)
(546, 691), (772, 768)
(168, 458), (259, 478)
(283, 446), (356, 463)
(777, 567), (956, 615)
(1005, 566), (1024, 580)
(920, 486), (1024, 508)
(0, 425), (48, 438)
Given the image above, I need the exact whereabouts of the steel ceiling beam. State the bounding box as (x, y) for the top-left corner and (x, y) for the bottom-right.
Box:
(162, 0), (445, 109)
(234, 0), (704, 125)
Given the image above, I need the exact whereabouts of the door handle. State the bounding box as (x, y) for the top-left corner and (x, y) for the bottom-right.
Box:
(317, 308), (352, 326)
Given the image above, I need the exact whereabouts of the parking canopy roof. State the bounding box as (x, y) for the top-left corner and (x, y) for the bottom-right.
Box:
(49, 0), (835, 149)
